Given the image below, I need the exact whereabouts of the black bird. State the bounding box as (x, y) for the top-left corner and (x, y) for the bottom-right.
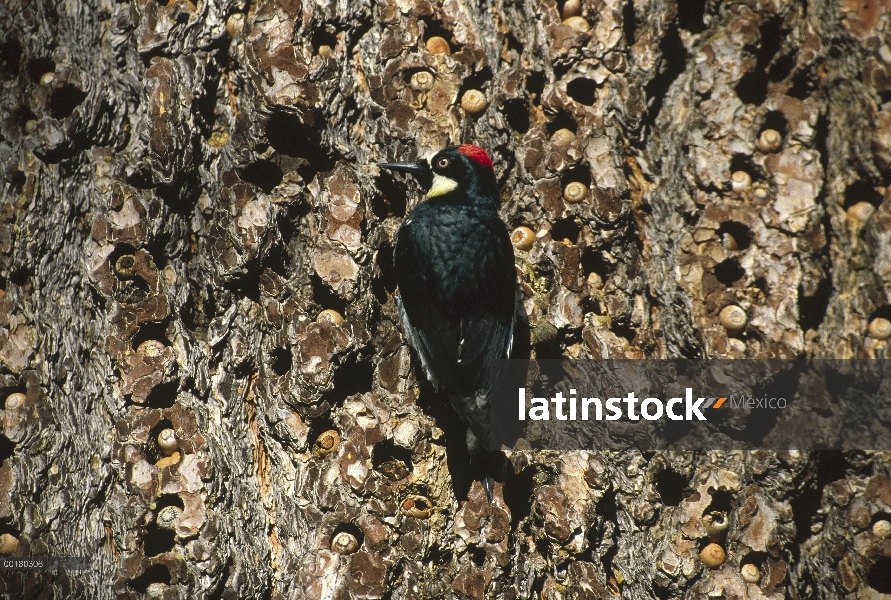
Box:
(379, 144), (516, 502)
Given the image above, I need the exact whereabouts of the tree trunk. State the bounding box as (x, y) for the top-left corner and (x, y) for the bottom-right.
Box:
(2, 0), (891, 598)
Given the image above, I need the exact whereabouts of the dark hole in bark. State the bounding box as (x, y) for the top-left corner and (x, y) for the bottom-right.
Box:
(527, 70), (546, 99)
(791, 451), (848, 543)
(763, 110), (787, 137)
(677, 0), (707, 33)
(312, 26), (337, 53)
(458, 67), (493, 101)
(704, 489), (733, 515)
(238, 160), (283, 194)
(755, 17), (785, 72)
(321, 356), (375, 406)
(623, 1), (636, 45)
(813, 113), (829, 174)
(504, 465), (537, 529)
(307, 416), (337, 450)
(223, 268), (262, 304)
(870, 306), (891, 322)
(646, 25), (686, 122)
(798, 275), (832, 332)
(270, 347), (292, 376)
(787, 67), (814, 100)
(371, 243), (397, 303)
(0, 433), (14, 464)
(372, 171), (409, 218)
(867, 557), (891, 593)
(566, 78), (598, 106)
(714, 258), (745, 287)
(471, 546), (486, 567)
(752, 277), (768, 293)
(310, 273), (347, 315)
(132, 320), (172, 349)
(561, 163), (592, 188)
(143, 522), (176, 557)
(372, 439), (413, 481)
(546, 111), (577, 136)
(9, 267), (30, 287)
(156, 493), (184, 511)
(128, 564), (172, 592)
(48, 83), (87, 119)
(505, 32), (524, 56)
(25, 56), (54, 82)
(743, 551), (770, 567)
(729, 153), (761, 179)
(736, 71), (768, 106)
(844, 180), (884, 209)
(581, 247), (610, 277)
(653, 582), (671, 599)
(145, 380), (178, 410)
(655, 468), (688, 506)
(503, 99), (530, 134)
(266, 111), (306, 157)
(717, 221), (753, 250)
(0, 37), (23, 80)
(769, 52), (795, 82)
(550, 218), (580, 244)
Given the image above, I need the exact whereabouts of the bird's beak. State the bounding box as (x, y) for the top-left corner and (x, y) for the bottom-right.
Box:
(378, 160), (428, 175)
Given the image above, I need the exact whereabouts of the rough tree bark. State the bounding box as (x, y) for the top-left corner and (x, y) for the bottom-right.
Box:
(1, 0), (891, 598)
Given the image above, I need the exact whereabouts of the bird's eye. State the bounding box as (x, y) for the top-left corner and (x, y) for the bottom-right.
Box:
(437, 157), (449, 169)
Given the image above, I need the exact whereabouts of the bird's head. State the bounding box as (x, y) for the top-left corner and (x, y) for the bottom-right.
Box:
(379, 144), (497, 202)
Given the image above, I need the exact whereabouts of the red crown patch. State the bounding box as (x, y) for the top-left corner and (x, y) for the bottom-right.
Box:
(457, 144), (493, 170)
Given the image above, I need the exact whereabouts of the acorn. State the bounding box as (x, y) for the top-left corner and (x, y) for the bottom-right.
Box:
(700, 543), (725, 568)
(312, 429), (341, 457)
(847, 201), (876, 223)
(731, 171), (752, 192)
(563, 182), (588, 204)
(425, 36), (450, 55)
(511, 226), (536, 251)
(872, 519), (891, 538)
(868, 317), (891, 340)
(226, 12), (245, 38)
(550, 128), (576, 145)
(157, 429), (178, 456)
(563, 16), (590, 33)
(40, 71), (55, 86)
(461, 89), (488, 116)
(331, 531), (360, 554)
(409, 70), (435, 92)
(402, 494), (433, 518)
(740, 563), (761, 583)
(719, 305), (747, 335)
(722, 233), (738, 251)
(758, 129), (782, 153)
(562, 0), (582, 19)
(137, 339), (166, 358)
(0, 533), (18, 555)
(317, 309), (344, 326)
(703, 511), (729, 536)
(317, 45), (333, 58)
(156, 506), (182, 529)
(155, 451), (181, 468)
(5, 392), (25, 410)
(115, 254), (136, 276)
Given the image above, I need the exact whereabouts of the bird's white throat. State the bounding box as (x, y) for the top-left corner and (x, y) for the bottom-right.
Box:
(427, 174), (458, 198)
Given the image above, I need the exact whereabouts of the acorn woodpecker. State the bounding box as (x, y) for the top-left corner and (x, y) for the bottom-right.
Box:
(379, 144), (516, 502)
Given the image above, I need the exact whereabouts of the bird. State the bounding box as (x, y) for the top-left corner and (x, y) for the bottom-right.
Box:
(378, 144), (516, 502)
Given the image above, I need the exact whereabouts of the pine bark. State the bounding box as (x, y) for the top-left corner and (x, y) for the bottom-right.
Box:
(1, 0), (891, 598)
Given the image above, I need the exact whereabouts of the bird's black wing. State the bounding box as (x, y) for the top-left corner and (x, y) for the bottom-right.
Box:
(395, 208), (516, 443)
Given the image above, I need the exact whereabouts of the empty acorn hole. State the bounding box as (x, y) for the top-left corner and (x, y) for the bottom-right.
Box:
(145, 380), (179, 410)
(143, 520), (176, 557)
(703, 488), (734, 515)
(312, 26), (338, 53)
(48, 83), (87, 120)
(566, 78), (599, 106)
(238, 160), (283, 194)
(714, 258), (745, 287)
(546, 111), (577, 136)
(677, 0), (707, 33)
(717, 221), (753, 251)
(867, 556), (891, 594)
(0, 433), (14, 464)
(0, 38), (23, 80)
(310, 273), (347, 315)
(321, 355), (375, 406)
(372, 439), (413, 481)
(270, 347), (292, 376)
(471, 546), (486, 567)
(128, 564), (172, 593)
(844, 180), (884, 209)
(655, 468), (689, 506)
(550, 218), (581, 244)
(503, 98), (531, 134)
